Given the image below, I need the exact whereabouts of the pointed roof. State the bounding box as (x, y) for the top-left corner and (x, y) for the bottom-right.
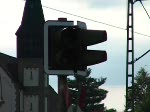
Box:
(16, 0), (45, 36)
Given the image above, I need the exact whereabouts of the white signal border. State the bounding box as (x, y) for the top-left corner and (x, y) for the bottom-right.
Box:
(44, 20), (87, 76)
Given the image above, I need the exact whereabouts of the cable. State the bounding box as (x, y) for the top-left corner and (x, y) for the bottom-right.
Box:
(133, 49), (150, 63)
(21, 0), (150, 38)
(43, 5), (126, 30)
(43, 5), (150, 38)
(140, 1), (150, 19)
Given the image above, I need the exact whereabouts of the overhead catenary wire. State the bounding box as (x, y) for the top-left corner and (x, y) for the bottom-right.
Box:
(42, 5), (150, 38)
(133, 49), (150, 63)
(139, 1), (150, 19)
(43, 5), (126, 30)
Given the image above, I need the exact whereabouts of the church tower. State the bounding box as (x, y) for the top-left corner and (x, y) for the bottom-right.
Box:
(16, 0), (45, 58)
(16, 0), (49, 112)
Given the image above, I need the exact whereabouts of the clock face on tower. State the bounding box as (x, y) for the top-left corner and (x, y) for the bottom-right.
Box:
(0, 67), (16, 112)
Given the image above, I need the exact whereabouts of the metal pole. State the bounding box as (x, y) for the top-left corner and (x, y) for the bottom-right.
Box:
(58, 76), (67, 112)
(126, 0), (135, 111)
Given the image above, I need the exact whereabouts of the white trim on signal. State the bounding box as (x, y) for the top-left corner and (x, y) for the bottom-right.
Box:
(44, 20), (87, 76)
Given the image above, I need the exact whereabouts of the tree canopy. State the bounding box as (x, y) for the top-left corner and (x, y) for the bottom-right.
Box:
(127, 67), (150, 112)
(67, 75), (108, 112)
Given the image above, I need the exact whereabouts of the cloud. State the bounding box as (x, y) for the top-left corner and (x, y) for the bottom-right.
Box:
(102, 85), (126, 111)
(85, 0), (127, 9)
(49, 76), (58, 92)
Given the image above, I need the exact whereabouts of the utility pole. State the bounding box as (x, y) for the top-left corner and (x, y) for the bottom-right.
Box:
(126, 0), (135, 112)
(126, 0), (149, 111)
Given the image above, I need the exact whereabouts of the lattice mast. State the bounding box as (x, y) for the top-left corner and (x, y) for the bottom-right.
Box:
(126, 0), (135, 111)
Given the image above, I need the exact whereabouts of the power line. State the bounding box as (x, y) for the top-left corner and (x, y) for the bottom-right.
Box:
(43, 5), (150, 38)
(137, 1), (150, 19)
(133, 49), (150, 63)
(43, 5), (126, 30)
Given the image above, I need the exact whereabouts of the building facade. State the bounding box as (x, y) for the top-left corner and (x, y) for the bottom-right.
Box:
(0, 0), (58, 111)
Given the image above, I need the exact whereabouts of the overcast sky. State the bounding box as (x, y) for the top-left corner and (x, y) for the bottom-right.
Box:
(0, 0), (150, 111)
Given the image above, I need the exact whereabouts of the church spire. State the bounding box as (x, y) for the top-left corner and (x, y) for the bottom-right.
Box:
(16, 0), (45, 58)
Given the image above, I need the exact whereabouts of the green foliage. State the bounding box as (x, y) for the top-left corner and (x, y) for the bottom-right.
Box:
(105, 108), (117, 112)
(67, 71), (108, 112)
(127, 67), (150, 112)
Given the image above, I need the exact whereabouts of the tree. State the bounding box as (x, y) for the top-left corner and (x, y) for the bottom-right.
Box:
(105, 108), (117, 112)
(128, 67), (150, 112)
(67, 70), (108, 112)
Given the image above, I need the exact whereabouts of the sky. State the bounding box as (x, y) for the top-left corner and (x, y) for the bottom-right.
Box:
(0, 0), (150, 111)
